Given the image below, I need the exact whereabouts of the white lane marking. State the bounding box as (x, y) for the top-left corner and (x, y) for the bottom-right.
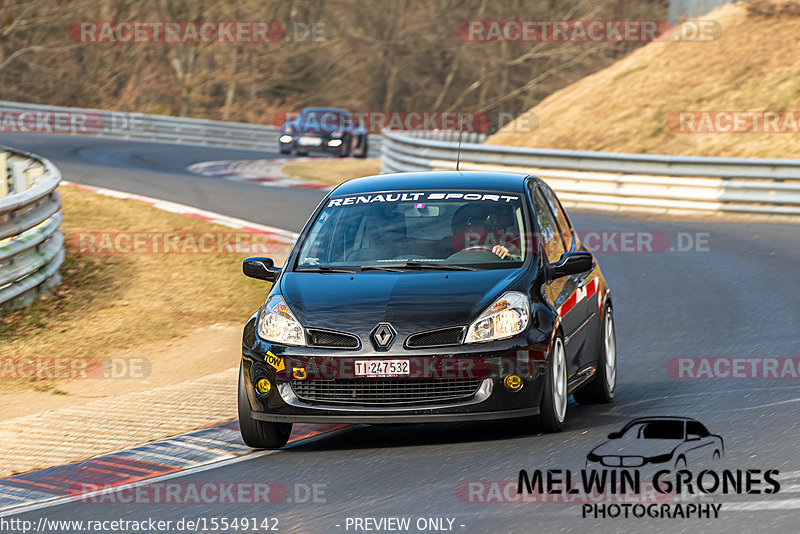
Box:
(726, 398), (800, 412)
(598, 386), (800, 413)
(0, 425), (355, 518)
(722, 499), (800, 511)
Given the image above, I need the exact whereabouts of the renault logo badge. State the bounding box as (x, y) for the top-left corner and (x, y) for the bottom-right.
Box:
(371, 323), (396, 350)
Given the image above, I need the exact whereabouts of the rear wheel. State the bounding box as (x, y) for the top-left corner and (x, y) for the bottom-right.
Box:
(574, 305), (616, 404)
(530, 336), (567, 433)
(238, 364), (292, 449)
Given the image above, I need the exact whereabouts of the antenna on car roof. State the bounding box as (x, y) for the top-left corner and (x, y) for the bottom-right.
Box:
(455, 113), (464, 172)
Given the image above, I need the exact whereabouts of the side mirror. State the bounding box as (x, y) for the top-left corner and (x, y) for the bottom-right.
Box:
(607, 432), (621, 440)
(547, 251), (594, 279)
(687, 434), (701, 441)
(243, 257), (281, 282)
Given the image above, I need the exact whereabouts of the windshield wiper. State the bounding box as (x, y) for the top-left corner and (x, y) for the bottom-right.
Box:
(296, 265), (360, 273)
(359, 261), (479, 272)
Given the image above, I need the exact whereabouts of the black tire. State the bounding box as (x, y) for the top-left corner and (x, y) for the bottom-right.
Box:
(355, 136), (368, 158)
(530, 335), (567, 433)
(339, 135), (351, 157)
(573, 305), (616, 404)
(238, 364), (292, 449)
(279, 146), (292, 155)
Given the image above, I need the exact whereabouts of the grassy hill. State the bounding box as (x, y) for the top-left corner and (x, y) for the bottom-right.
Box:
(487, 2), (800, 158)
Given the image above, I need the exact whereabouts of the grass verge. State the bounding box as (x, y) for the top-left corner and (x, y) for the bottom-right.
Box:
(283, 158), (381, 186)
(0, 186), (286, 395)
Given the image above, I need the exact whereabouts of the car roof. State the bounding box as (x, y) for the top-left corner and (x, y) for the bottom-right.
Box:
(625, 416), (698, 424)
(330, 171), (531, 196)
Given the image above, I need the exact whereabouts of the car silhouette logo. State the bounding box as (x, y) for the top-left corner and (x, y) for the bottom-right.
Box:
(586, 416), (724, 470)
(371, 323), (396, 350)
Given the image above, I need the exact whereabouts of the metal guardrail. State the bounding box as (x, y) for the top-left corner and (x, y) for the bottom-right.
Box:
(0, 147), (63, 310)
(0, 101), (382, 156)
(381, 130), (800, 217)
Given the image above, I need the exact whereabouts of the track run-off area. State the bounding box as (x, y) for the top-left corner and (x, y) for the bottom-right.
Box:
(1, 132), (799, 533)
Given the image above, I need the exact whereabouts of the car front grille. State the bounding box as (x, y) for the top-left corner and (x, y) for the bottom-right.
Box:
(405, 326), (465, 348)
(600, 456), (645, 468)
(290, 378), (484, 406)
(306, 328), (360, 349)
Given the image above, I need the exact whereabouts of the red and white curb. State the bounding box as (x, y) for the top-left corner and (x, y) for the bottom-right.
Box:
(0, 184), (338, 516)
(187, 157), (333, 190)
(63, 181), (300, 244)
(0, 421), (350, 516)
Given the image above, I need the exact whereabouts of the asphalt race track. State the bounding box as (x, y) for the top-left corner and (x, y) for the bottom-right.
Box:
(2, 133), (800, 533)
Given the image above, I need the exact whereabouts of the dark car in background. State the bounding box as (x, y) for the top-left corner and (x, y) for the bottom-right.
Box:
(238, 171), (616, 448)
(278, 107), (368, 158)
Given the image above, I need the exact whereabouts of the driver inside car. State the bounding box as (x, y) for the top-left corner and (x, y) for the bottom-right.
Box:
(449, 204), (520, 259)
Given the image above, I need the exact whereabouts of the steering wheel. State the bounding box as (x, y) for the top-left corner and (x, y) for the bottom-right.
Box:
(462, 244), (497, 253)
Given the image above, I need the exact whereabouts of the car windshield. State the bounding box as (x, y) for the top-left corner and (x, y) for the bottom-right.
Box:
(623, 421), (685, 440)
(297, 109), (352, 130)
(295, 190), (528, 271)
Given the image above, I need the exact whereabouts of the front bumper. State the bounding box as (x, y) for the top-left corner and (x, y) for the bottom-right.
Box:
(288, 133), (348, 154)
(241, 330), (551, 424)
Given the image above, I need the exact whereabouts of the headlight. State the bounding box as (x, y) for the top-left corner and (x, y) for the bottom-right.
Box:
(279, 134), (294, 143)
(647, 452), (674, 464)
(258, 295), (305, 346)
(465, 291), (530, 343)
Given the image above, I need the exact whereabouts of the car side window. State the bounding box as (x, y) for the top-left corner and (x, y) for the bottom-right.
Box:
(539, 183), (574, 251)
(533, 189), (566, 264)
(687, 421), (710, 438)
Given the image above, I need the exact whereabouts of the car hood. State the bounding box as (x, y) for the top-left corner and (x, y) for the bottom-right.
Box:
(591, 436), (681, 457)
(280, 269), (524, 337)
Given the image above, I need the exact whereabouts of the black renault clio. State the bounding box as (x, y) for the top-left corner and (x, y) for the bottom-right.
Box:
(239, 171), (616, 448)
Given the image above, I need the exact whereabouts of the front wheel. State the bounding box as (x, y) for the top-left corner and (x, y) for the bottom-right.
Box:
(238, 364), (292, 448)
(573, 305), (616, 404)
(530, 335), (568, 433)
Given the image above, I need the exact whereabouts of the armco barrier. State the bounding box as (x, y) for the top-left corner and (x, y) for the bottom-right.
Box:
(0, 147), (63, 310)
(380, 130), (800, 217)
(0, 101), (382, 156)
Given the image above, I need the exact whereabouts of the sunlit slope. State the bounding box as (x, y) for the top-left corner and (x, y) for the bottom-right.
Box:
(487, 3), (800, 158)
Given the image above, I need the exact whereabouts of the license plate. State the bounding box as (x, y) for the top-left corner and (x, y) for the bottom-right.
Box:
(298, 136), (322, 146)
(354, 359), (410, 377)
